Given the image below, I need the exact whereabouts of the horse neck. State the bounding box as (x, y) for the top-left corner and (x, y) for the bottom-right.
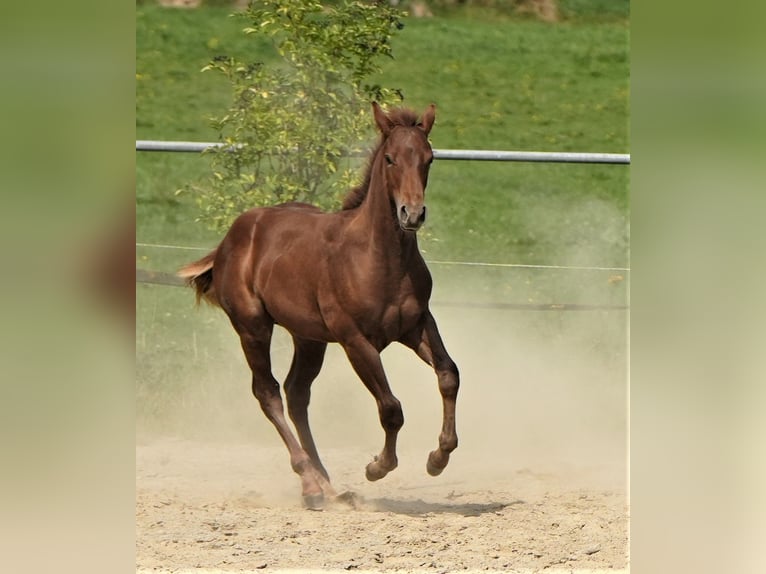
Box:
(356, 155), (419, 257)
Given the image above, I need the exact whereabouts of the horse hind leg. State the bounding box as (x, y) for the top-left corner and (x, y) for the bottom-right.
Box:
(284, 337), (331, 482)
(231, 308), (334, 509)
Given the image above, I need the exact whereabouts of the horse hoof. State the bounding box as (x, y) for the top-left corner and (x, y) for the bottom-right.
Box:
(426, 451), (447, 476)
(365, 462), (388, 482)
(303, 492), (325, 511)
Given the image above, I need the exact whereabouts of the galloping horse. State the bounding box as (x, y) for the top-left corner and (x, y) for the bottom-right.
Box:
(178, 103), (459, 509)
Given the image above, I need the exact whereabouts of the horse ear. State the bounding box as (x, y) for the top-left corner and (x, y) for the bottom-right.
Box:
(419, 103), (436, 136)
(372, 101), (393, 136)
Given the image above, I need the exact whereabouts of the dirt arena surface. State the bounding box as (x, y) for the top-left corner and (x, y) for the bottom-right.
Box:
(136, 437), (627, 573)
(137, 307), (628, 572)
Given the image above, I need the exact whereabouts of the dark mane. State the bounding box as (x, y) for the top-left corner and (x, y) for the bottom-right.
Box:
(342, 107), (422, 210)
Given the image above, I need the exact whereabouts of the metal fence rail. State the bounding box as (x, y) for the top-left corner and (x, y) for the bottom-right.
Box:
(136, 140), (630, 164)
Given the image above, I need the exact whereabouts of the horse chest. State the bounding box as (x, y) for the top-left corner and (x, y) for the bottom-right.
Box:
(355, 279), (425, 344)
(319, 249), (430, 344)
(383, 297), (423, 338)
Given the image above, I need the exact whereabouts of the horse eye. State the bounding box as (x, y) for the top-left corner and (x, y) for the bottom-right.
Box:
(384, 153), (395, 166)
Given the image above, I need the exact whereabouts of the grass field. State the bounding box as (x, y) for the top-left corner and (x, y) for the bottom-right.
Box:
(136, 3), (629, 434)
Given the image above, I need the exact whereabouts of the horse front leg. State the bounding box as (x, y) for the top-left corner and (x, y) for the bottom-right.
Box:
(402, 311), (460, 476)
(341, 335), (404, 481)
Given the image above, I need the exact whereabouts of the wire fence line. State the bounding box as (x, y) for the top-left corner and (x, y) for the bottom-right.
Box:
(136, 269), (628, 312)
(136, 140), (630, 164)
(136, 242), (630, 273)
(136, 249), (630, 312)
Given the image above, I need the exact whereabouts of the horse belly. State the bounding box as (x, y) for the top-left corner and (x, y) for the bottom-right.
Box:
(274, 309), (336, 342)
(260, 273), (337, 343)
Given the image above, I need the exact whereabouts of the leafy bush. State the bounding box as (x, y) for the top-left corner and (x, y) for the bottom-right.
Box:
(189, 0), (406, 231)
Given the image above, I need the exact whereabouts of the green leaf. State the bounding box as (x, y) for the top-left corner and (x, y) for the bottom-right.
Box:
(194, 0), (406, 230)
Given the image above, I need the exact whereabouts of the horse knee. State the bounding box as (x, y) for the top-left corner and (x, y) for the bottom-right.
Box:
(437, 360), (459, 399)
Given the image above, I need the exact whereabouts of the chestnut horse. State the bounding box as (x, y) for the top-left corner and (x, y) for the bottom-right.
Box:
(178, 103), (459, 509)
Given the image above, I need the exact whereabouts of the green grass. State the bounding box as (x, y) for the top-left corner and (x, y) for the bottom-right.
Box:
(136, 4), (629, 436)
(137, 5), (629, 260)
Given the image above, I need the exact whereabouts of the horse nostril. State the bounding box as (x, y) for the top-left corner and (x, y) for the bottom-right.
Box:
(398, 204), (425, 229)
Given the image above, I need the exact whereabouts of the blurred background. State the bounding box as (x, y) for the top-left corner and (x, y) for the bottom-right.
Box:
(135, 1), (629, 456)
(5, 0), (765, 572)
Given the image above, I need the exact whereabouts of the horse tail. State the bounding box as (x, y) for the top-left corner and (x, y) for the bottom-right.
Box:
(177, 248), (219, 307)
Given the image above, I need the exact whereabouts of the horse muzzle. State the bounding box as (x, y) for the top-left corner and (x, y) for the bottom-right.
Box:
(398, 203), (427, 231)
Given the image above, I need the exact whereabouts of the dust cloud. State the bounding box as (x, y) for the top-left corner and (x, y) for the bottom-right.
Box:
(137, 279), (627, 495)
(137, 191), (628, 494)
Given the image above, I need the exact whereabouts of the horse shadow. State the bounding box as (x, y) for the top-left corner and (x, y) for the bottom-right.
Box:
(359, 496), (525, 517)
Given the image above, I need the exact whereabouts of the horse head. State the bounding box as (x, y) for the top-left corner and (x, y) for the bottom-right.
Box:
(372, 102), (436, 232)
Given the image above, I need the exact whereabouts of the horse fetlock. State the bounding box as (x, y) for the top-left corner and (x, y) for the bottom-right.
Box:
(439, 432), (458, 453)
(291, 455), (315, 475)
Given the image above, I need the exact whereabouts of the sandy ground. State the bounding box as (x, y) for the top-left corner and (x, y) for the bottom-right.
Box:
(137, 305), (628, 572)
(136, 437), (627, 573)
